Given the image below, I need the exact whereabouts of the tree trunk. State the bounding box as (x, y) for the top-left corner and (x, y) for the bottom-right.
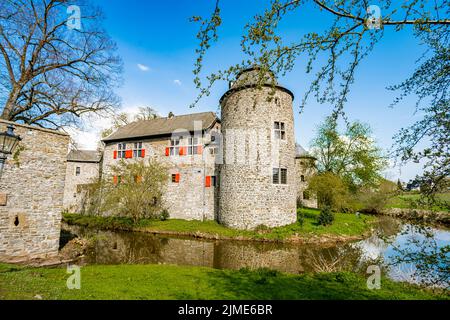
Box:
(1, 87), (21, 121)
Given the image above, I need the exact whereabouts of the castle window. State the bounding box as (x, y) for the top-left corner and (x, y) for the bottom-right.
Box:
(275, 98), (280, 106)
(170, 138), (180, 156)
(273, 168), (287, 185)
(303, 191), (310, 200)
(188, 137), (201, 155)
(301, 175), (305, 182)
(133, 142), (143, 158)
(274, 122), (286, 140)
(281, 169), (287, 184)
(118, 143), (127, 159)
(75, 166), (81, 176)
(171, 173), (180, 183)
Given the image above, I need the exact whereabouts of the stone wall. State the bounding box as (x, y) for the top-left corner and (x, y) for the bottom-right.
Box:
(102, 123), (221, 221)
(295, 157), (318, 208)
(0, 120), (69, 262)
(219, 78), (297, 229)
(63, 161), (100, 212)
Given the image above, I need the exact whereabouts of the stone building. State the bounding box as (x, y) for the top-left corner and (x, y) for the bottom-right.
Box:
(295, 144), (318, 208)
(65, 68), (317, 229)
(0, 119), (69, 262)
(101, 112), (221, 221)
(218, 67), (297, 229)
(63, 150), (102, 212)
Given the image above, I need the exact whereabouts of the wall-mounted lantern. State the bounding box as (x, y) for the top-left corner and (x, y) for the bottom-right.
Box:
(0, 125), (22, 179)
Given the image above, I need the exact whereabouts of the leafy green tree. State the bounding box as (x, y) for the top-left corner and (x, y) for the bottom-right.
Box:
(310, 116), (387, 191)
(307, 172), (351, 212)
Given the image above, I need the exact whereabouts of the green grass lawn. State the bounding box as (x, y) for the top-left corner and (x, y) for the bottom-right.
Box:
(0, 263), (447, 300)
(63, 208), (376, 242)
(386, 192), (450, 211)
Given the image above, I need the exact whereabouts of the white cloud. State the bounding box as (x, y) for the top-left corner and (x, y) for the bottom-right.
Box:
(173, 79), (182, 86)
(137, 64), (150, 72)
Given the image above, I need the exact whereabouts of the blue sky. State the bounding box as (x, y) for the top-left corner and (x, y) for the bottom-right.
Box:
(76, 0), (428, 182)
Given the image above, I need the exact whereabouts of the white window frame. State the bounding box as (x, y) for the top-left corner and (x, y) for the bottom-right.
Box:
(274, 122), (286, 140)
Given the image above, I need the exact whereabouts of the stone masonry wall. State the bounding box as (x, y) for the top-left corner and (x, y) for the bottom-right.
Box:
(63, 161), (100, 212)
(101, 123), (220, 221)
(0, 120), (69, 262)
(295, 157), (318, 208)
(219, 86), (297, 229)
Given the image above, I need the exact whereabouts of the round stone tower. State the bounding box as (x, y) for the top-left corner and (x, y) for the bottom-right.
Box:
(218, 67), (297, 230)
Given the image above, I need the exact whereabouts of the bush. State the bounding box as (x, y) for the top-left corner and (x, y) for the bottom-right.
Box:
(307, 172), (351, 212)
(83, 159), (169, 222)
(297, 210), (305, 227)
(317, 206), (334, 226)
(160, 209), (170, 221)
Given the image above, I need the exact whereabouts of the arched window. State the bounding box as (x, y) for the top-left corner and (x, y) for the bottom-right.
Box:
(301, 175), (305, 182)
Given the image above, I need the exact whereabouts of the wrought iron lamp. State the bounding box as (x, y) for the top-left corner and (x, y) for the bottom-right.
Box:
(0, 125), (22, 179)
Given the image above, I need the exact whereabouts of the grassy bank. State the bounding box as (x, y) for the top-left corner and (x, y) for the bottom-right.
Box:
(63, 209), (376, 243)
(386, 192), (450, 211)
(0, 263), (447, 300)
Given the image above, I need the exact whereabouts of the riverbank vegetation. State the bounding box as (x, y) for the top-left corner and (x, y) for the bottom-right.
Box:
(0, 263), (447, 300)
(62, 208), (375, 243)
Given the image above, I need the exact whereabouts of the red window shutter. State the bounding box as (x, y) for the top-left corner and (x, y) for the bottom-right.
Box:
(113, 151), (117, 159)
(205, 176), (211, 188)
(197, 146), (203, 155)
(165, 147), (170, 156)
(175, 174), (180, 183)
(141, 149), (146, 158)
(113, 176), (118, 185)
(179, 147), (184, 156)
(125, 150), (133, 159)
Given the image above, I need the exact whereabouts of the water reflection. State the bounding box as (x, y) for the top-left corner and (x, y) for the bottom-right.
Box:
(63, 217), (449, 286)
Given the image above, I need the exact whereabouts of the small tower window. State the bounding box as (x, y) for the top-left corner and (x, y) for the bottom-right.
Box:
(75, 167), (81, 176)
(274, 122), (286, 140)
(273, 168), (287, 185)
(303, 191), (310, 200)
(301, 175), (305, 182)
(275, 98), (280, 106)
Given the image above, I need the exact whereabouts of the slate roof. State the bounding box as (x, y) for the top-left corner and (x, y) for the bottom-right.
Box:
(67, 150), (102, 163)
(295, 144), (315, 159)
(102, 112), (219, 143)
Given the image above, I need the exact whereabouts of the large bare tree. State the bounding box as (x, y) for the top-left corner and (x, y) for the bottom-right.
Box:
(0, 0), (122, 128)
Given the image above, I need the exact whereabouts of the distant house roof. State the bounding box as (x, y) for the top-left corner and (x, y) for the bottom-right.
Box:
(67, 150), (102, 163)
(295, 144), (316, 159)
(102, 112), (219, 143)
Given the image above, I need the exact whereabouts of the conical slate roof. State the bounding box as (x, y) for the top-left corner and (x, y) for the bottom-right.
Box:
(295, 143), (315, 159)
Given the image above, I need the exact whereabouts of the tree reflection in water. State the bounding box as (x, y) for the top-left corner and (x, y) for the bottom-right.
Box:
(62, 217), (449, 288)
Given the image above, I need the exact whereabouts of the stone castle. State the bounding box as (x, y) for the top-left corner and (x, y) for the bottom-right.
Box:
(64, 68), (317, 230)
(0, 67), (316, 262)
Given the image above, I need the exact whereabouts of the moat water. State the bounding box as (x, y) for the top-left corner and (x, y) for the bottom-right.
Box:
(63, 217), (449, 287)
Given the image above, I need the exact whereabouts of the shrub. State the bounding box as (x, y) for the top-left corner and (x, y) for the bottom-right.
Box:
(83, 159), (169, 222)
(160, 209), (170, 221)
(297, 210), (305, 227)
(317, 206), (334, 226)
(307, 172), (350, 212)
